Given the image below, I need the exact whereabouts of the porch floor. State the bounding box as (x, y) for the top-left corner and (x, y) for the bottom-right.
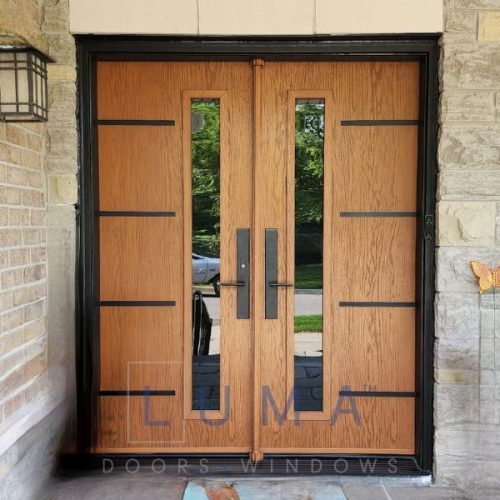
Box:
(40, 471), (480, 500)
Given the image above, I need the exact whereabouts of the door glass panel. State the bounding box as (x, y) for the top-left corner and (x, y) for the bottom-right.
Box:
(294, 99), (324, 412)
(191, 99), (221, 410)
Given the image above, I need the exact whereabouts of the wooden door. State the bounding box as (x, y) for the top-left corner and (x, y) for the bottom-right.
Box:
(95, 61), (253, 452)
(253, 61), (419, 456)
(93, 59), (419, 457)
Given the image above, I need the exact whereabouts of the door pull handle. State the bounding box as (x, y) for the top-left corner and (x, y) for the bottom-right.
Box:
(226, 229), (250, 319)
(265, 228), (292, 319)
(221, 281), (246, 287)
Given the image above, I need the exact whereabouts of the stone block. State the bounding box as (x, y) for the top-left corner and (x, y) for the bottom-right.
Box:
(479, 12), (500, 40)
(435, 384), (479, 426)
(442, 43), (500, 89)
(42, 0), (70, 32)
(456, 0), (500, 8)
(0, 228), (23, 247)
(5, 126), (27, 148)
(436, 247), (500, 292)
(30, 210), (47, 227)
(12, 283), (46, 308)
(444, 10), (478, 42)
(47, 174), (78, 205)
(439, 125), (500, 170)
(0, 250), (8, 269)
(1, 268), (23, 289)
(46, 34), (76, 66)
(1, 308), (24, 332)
(46, 128), (77, 159)
(436, 369), (479, 385)
(441, 91), (494, 122)
(23, 228), (46, 245)
(21, 189), (44, 208)
(24, 300), (46, 322)
(436, 458), (500, 492)
(435, 427), (500, 461)
(437, 201), (496, 246)
(435, 293), (480, 370)
(0, 330), (25, 357)
(30, 247), (47, 264)
(8, 208), (31, 226)
(9, 248), (31, 267)
(439, 169), (500, 200)
(200, 0), (314, 35)
(0, 187), (22, 206)
(23, 264), (46, 284)
(0, 142), (20, 165)
(0, 292), (11, 311)
(7, 167), (43, 190)
(47, 65), (77, 82)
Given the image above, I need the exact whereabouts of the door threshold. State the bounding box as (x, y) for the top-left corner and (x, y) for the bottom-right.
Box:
(58, 453), (430, 477)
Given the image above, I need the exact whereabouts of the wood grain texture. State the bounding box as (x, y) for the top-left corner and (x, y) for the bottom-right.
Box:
(333, 218), (416, 302)
(257, 61), (418, 454)
(98, 125), (181, 212)
(333, 126), (418, 212)
(96, 60), (419, 455)
(99, 216), (181, 302)
(97, 61), (253, 452)
(100, 307), (182, 390)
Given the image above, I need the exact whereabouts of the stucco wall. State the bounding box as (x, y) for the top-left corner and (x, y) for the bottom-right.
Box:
(68, 0), (444, 35)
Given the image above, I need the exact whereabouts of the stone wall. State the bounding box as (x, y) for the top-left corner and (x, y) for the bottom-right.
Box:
(436, 0), (500, 494)
(0, 0), (76, 497)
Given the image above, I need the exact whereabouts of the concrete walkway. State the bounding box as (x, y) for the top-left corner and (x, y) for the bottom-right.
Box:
(40, 472), (479, 500)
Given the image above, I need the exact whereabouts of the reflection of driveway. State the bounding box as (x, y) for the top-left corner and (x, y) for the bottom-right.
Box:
(294, 290), (322, 315)
(204, 291), (323, 322)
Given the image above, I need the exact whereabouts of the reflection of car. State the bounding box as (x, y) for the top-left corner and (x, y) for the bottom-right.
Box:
(192, 253), (221, 296)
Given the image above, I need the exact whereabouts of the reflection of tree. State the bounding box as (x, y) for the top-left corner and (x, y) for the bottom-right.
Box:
(190, 101), (323, 262)
(295, 102), (324, 265)
(192, 101), (220, 256)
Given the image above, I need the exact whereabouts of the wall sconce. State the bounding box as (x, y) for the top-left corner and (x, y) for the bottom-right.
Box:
(0, 46), (55, 122)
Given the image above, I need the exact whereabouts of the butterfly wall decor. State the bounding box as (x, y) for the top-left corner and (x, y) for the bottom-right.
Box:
(470, 261), (500, 294)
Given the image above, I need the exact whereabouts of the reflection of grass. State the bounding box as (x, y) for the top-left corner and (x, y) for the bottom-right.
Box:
(294, 315), (322, 333)
(295, 264), (322, 289)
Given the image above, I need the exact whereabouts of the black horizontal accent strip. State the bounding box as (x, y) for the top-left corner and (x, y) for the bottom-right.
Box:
(98, 119), (175, 126)
(100, 301), (176, 307)
(339, 390), (416, 398)
(341, 119), (420, 126)
(339, 301), (416, 308)
(100, 390), (176, 397)
(98, 211), (176, 217)
(340, 211), (418, 218)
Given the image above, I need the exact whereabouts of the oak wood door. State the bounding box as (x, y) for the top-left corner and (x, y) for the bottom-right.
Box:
(253, 61), (419, 456)
(95, 61), (253, 452)
(94, 59), (419, 457)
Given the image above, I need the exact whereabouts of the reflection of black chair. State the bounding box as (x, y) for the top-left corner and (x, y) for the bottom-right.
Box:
(192, 290), (212, 356)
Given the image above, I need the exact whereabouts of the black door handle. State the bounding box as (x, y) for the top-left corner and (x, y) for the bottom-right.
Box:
(221, 281), (245, 287)
(222, 229), (250, 319)
(265, 228), (292, 319)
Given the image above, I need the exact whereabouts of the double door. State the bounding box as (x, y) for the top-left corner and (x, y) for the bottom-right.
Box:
(95, 60), (419, 458)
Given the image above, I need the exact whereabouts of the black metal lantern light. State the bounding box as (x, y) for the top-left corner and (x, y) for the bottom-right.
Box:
(0, 47), (54, 122)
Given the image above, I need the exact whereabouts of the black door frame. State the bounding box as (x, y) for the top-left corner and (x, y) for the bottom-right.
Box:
(75, 35), (439, 475)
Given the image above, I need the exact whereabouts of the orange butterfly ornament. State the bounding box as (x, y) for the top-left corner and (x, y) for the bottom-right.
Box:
(470, 261), (500, 294)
